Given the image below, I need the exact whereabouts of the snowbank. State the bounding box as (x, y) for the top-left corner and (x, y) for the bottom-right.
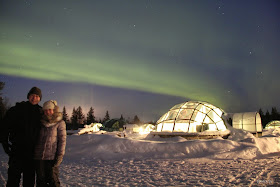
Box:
(65, 128), (280, 161)
(1, 128), (280, 186)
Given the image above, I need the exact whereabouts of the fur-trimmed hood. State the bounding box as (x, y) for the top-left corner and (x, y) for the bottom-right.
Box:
(41, 112), (63, 127)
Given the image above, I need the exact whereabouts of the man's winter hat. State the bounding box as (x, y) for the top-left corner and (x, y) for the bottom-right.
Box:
(27, 87), (42, 100)
(43, 100), (59, 111)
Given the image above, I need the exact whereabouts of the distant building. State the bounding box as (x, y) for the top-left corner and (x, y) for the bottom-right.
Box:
(232, 112), (262, 137)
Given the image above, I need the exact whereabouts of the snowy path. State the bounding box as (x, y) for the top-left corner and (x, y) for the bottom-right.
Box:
(60, 157), (280, 186)
(1, 129), (280, 186)
(1, 154), (279, 186)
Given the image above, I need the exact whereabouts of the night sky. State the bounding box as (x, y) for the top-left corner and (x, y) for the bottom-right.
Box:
(1, 0), (280, 122)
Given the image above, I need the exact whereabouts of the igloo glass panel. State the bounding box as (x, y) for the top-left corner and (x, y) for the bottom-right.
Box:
(174, 122), (189, 132)
(170, 103), (184, 110)
(216, 121), (226, 130)
(202, 102), (214, 109)
(203, 116), (214, 124)
(207, 110), (221, 122)
(198, 105), (212, 114)
(182, 102), (198, 109)
(157, 112), (170, 123)
(189, 121), (201, 132)
(195, 105), (203, 112)
(207, 123), (218, 131)
(213, 108), (223, 116)
(156, 123), (163, 132)
(162, 122), (175, 132)
(191, 111), (205, 123)
(164, 111), (177, 120)
(168, 109), (180, 120)
(177, 109), (193, 120)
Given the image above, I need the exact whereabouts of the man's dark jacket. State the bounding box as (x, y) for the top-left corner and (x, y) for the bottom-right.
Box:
(0, 101), (42, 158)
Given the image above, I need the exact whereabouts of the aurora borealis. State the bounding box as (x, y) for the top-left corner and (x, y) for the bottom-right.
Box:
(1, 0), (280, 121)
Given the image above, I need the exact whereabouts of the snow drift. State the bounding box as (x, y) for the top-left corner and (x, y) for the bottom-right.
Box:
(65, 128), (280, 162)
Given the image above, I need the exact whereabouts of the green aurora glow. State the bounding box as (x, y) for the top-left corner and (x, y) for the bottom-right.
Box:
(1, 0), (279, 114)
(0, 38), (233, 108)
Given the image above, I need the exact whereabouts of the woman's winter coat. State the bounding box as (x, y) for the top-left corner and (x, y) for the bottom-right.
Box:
(34, 112), (66, 160)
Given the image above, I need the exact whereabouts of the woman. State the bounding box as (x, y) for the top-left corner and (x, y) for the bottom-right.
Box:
(34, 100), (66, 187)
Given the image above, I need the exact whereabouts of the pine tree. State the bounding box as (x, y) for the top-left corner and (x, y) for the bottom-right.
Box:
(119, 114), (125, 128)
(263, 110), (271, 128)
(71, 107), (78, 130)
(126, 117), (131, 124)
(271, 107), (280, 120)
(103, 110), (110, 123)
(120, 115), (124, 121)
(86, 107), (96, 124)
(62, 106), (70, 124)
(132, 115), (141, 124)
(76, 106), (85, 128)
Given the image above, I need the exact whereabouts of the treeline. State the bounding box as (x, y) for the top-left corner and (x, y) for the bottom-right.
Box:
(61, 106), (146, 130)
(259, 107), (280, 128)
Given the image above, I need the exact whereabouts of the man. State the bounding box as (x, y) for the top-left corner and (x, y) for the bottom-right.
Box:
(0, 87), (43, 186)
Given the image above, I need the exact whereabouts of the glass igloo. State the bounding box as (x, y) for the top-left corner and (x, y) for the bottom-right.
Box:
(265, 120), (280, 130)
(155, 101), (228, 135)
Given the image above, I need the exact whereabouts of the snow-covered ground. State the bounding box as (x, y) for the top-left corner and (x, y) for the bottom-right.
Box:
(1, 127), (280, 186)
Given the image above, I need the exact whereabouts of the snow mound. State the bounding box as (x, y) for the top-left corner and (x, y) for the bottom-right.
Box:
(65, 129), (280, 161)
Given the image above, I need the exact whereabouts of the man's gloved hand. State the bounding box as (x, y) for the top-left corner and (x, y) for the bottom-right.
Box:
(54, 155), (63, 167)
(2, 142), (12, 156)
